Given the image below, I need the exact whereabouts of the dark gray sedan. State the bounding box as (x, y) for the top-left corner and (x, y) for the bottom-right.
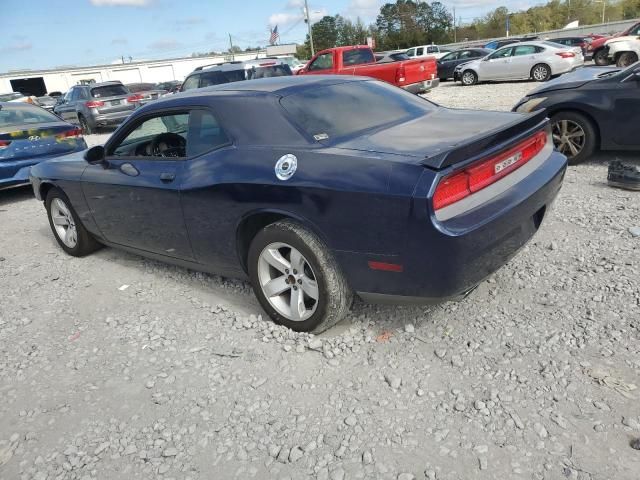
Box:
(437, 48), (492, 80)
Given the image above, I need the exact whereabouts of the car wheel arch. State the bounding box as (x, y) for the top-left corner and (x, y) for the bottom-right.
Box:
(39, 182), (55, 202)
(235, 209), (330, 274)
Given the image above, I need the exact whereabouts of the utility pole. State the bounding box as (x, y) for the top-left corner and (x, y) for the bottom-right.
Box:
(304, 0), (315, 56)
(453, 7), (456, 43)
(228, 34), (234, 61)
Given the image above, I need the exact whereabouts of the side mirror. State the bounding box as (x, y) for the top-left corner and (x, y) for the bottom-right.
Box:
(84, 145), (106, 165)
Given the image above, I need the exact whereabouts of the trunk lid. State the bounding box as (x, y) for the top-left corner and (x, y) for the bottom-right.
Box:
(333, 108), (548, 169)
(0, 122), (84, 161)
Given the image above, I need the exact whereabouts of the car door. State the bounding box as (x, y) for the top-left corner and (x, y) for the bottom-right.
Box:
(55, 88), (76, 121)
(437, 51), (459, 78)
(81, 110), (195, 260)
(610, 67), (640, 146)
(478, 47), (514, 80)
(510, 45), (540, 78)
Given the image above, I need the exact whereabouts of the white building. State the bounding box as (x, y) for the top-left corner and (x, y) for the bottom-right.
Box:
(0, 51), (270, 96)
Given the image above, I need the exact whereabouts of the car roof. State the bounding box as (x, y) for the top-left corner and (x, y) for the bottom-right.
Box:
(80, 81), (124, 88)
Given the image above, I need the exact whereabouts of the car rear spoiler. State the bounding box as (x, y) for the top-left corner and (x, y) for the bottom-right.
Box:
(420, 110), (549, 170)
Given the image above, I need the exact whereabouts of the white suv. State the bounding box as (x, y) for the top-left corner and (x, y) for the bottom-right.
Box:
(606, 35), (640, 68)
(406, 44), (451, 60)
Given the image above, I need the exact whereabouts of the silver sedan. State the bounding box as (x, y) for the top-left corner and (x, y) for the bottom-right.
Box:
(454, 41), (584, 86)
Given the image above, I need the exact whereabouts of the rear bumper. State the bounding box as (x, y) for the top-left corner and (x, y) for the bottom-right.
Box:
(343, 149), (568, 304)
(90, 109), (135, 127)
(402, 78), (440, 94)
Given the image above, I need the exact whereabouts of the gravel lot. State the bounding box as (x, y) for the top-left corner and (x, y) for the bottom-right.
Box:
(1, 80), (639, 480)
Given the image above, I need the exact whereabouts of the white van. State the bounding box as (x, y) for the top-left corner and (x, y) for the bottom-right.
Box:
(406, 45), (451, 60)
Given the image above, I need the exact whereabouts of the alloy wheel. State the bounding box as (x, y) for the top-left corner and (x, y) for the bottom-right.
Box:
(552, 119), (586, 158)
(462, 72), (475, 85)
(532, 65), (549, 81)
(257, 242), (319, 322)
(50, 198), (78, 248)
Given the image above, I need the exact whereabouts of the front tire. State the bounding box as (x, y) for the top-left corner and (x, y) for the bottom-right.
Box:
(248, 220), (352, 333)
(531, 64), (551, 82)
(550, 111), (596, 165)
(461, 70), (477, 86)
(593, 49), (610, 66)
(46, 188), (101, 256)
(617, 52), (638, 68)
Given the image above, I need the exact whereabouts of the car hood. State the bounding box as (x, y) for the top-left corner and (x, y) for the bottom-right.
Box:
(606, 35), (640, 45)
(333, 108), (547, 169)
(526, 66), (620, 95)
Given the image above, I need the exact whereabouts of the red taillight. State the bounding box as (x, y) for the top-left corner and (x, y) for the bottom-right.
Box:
(396, 65), (406, 84)
(85, 100), (104, 108)
(0, 140), (11, 149)
(127, 94), (144, 103)
(556, 52), (575, 58)
(368, 261), (404, 272)
(56, 128), (83, 139)
(433, 130), (547, 211)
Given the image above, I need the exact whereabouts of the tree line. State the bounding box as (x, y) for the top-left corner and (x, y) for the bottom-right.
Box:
(296, 0), (640, 58)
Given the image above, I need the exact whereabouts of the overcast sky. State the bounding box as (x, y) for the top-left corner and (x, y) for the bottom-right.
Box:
(1, 0), (546, 72)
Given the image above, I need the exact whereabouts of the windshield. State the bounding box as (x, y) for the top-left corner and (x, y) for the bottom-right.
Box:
(0, 104), (61, 128)
(280, 80), (435, 141)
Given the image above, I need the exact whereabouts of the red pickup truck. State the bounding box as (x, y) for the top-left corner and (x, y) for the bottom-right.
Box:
(297, 45), (439, 94)
(589, 21), (640, 65)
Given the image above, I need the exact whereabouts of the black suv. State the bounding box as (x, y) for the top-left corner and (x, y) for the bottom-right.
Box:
(181, 59), (292, 92)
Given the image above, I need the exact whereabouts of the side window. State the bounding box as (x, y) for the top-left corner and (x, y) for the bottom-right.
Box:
(630, 25), (640, 35)
(406, 48), (415, 57)
(458, 51), (473, 59)
(441, 52), (458, 61)
(488, 47), (513, 59)
(342, 49), (375, 66)
(416, 47), (424, 56)
(78, 88), (90, 100)
(513, 45), (537, 56)
(426, 46), (437, 54)
(69, 88), (81, 101)
(187, 110), (229, 157)
(63, 89), (74, 102)
(109, 112), (190, 158)
(182, 75), (200, 91)
(308, 52), (333, 71)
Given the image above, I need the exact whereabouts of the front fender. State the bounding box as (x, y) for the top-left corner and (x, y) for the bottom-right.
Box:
(607, 40), (639, 56)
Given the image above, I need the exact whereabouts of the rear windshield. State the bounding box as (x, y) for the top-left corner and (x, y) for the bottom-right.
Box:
(280, 80), (435, 141)
(127, 83), (155, 93)
(0, 93), (24, 102)
(0, 104), (60, 128)
(91, 85), (129, 98)
(246, 64), (292, 79)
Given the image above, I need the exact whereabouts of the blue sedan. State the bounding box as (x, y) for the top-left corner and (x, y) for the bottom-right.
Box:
(30, 76), (567, 332)
(1, 102), (87, 188)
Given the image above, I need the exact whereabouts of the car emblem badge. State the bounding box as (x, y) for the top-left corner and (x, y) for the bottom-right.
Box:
(275, 154), (297, 181)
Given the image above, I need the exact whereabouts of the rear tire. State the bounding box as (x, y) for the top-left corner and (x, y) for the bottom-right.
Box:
(78, 114), (92, 135)
(531, 64), (551, 82)
(461, 70), (477, 86)
(45, 188), (101, 256)
(248, 220), (352, 333)
(550, 111), (597, 165)
(593, 49), (610, 66)
(617, 52), (638, 68)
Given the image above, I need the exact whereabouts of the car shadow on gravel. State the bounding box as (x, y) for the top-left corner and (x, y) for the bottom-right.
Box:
(0, 185), (34, 207)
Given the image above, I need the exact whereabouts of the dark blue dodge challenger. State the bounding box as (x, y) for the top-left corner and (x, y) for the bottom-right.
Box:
(30, 76), (567, 332)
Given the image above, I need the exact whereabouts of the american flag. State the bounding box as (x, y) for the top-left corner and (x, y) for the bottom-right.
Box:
(269, 25), (279, 45)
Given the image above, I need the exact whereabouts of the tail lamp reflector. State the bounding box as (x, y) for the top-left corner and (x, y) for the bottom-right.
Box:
(85, 100), (104, 108)
(433, 130), (547, 211)
(556, 52), (576, 58)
